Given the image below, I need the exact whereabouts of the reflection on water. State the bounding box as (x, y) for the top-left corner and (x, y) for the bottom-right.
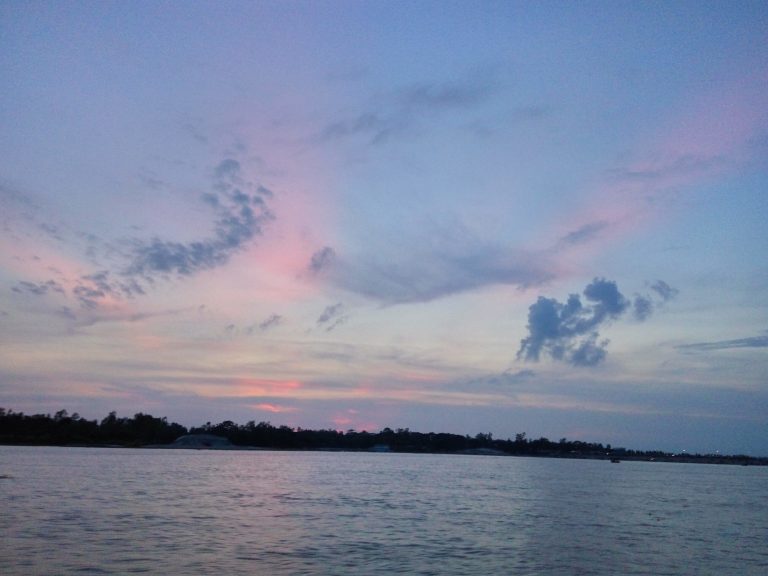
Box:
(1, 447), (767, 575)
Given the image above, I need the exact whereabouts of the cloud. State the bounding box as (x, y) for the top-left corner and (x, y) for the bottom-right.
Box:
(8, 158), (275, 310)
(677, 334), (768, 352)
(558, 221), (609, 247)
(568, 333), (608, 367)
(317, 302), (343, 324)
(632, 295), (653, 321)
(315, 71), (498, 146)
(69, 271), (145, 309)
(328, 241), (552, 305)
(517, 277), (675, 367)
(651, 280), (679, 302)
(583, 277), (629, 319)
(12, 280), (65, 296)
(308, 246), (336, 274)
(631, 279), (679, 321)
(474, 369), (537, 387)
(214, 158), (241, 181)
(257, 314), (283, 332)
(250, 402), (297, 414)
(317, 302), (347, 332)
(125, 158), (273, 279)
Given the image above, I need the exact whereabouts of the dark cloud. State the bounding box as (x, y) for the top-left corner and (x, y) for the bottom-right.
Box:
(9, 159), (274, 311)
(631, 279), (679, 321)
(214, 158), (241, 181)
(317, 302), (343, 324)
(72, 271), (144, 309)
(677, 334), (768, 352)
(72, 285), (103, 309)
(13, 280), (64, 296)
(517, 277), (674, 367)
(127, 239), (224, 276)
(258, 313), (283, 331)
(651, 280), (679, 302)
(569, 334), (609, 367)
(317, 302), (347, 332)
(125, 158), (273, 279)
(308, 246), (336, 274)
(633, 295), (654, 321)
(558, 221), (609, 247)
(583, 278), (629, 319)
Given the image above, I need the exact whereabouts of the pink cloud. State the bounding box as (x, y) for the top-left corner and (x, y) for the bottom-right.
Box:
(547, 67), (768, 267)
(233, 377), (303, 397)
(331, 408), (379, 432)
(251, 402), (297, 414)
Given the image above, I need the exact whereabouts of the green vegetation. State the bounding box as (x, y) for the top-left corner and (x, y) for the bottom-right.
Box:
(1, 407), (764, 465)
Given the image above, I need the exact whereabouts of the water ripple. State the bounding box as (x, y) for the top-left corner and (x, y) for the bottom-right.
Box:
(1, 447), (767, 575)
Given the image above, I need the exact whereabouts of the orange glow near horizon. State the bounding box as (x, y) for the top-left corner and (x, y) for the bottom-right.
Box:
(250, 402), (297, 414)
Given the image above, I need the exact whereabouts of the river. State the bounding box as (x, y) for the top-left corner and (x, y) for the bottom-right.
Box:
(1, 446), (766, 575)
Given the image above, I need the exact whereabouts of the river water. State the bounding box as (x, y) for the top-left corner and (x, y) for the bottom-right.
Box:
(1, 446), (766, 575)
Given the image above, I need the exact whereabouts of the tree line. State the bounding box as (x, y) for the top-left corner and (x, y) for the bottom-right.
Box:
(0, 408), (186, 447)
(1, 407), (764, 464)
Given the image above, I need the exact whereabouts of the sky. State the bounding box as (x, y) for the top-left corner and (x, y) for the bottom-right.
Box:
(1, 1), (767, 455)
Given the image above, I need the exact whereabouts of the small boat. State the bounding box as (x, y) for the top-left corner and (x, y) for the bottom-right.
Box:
(610, 458), (621, 463)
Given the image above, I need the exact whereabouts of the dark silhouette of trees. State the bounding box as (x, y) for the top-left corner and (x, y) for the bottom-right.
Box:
(0, 408), (186, 446)
(0, 406), (765, 465)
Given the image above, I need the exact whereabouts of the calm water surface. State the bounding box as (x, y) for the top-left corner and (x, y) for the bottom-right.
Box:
(1, 446), (767, 575)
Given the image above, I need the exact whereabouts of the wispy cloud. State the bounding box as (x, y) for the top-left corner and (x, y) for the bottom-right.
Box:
(12, 280), (65, 296)
(677, 334), (768, 353)
(8, 158), (275, 311)
(650, 280), (678, 302)
(126, 158), (273, 280)
(308, 246), (336, 275)
(315, 70), (499, 146)
(318, 228), (553, 305)
(465, 369), (537, 389)
(316, 302), (347, 332)
(544, 69), (768, 267)
(557, 221), (609, 248)
(72, 271), (145, 309)
(257, 313), (283, 332)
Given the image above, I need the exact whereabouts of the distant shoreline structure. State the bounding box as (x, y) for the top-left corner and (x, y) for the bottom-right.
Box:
(1, 408), (766, 465)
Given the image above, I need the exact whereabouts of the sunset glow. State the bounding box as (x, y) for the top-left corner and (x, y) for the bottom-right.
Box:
(1, 1), (767, 454)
